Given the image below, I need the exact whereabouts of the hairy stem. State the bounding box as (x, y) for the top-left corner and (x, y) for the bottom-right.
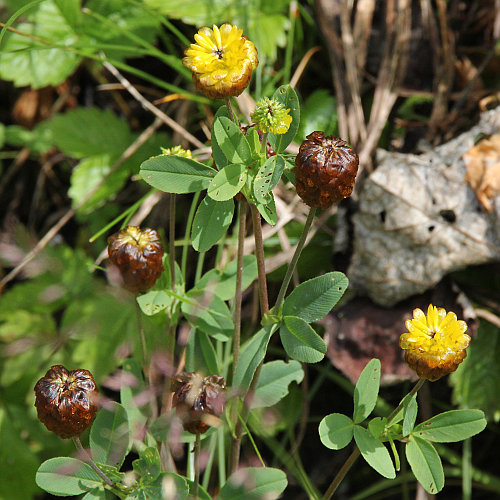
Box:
(233, 200), (247, 380)
(73, 436), (114, 487)
(193, 433), (201, 499)
(250, 204), (269, 316)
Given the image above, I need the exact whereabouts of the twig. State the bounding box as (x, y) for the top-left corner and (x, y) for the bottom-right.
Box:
(103, 61), (205, 149)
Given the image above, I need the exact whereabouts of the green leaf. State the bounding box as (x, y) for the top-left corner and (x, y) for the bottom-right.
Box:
(219, 467), (287, 500)
(255, 193), (278, 226)
(195, 255), (258, 301)
(0, 409), (39, 500)
(133, 447), (161, 483)
(207, 163), (247, 201)
(318, 413), (354, 450)
(296, 89), (338, 141)
(213, 116), (252, 164)
(368, 417), (387, 440)
(268, 85), (300, 153)
(0, 1), (81, 88)
(283, 272), (348, 323)
(353, 426), (396, 479)
(181, 289), (234, 341)
(45, 107), (132, 158)
(234, 325), (276, 392)
(406, 435), (444, 494)
(82, 486), (114, 499)
(211, 105), (230, 168)
(140, 155), (216, 194)
(137, 290), (173, 316)
(192, 196), (234, 252)
(69, 154), (130, 213)
(36, 457), (103, 496)
(253, 156), (285, 204)
(353, 359), (381, 424)
(412, 409), (487, 443)
(128, 472), (189, 499)
(280, 316), (326, 363)
(252, 360), (304, 409)
(403, 395), (418, 437)
(90, 402), (130, 468)
(185, 330), (219, 375)
(187, 480), (211, 500)
(451, 322), (500, 420)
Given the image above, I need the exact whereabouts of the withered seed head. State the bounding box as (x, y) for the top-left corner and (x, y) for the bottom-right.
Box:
(107, 226), (164, 294)
(294, 131), (359, 209)
(34, 365), (98, 439)
(172, 372), (226, 434)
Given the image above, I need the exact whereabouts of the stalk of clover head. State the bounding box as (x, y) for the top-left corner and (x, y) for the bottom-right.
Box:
(107, 225), (164, 418)
(34, 365), (114, 487)
(323, 304), (471, 499)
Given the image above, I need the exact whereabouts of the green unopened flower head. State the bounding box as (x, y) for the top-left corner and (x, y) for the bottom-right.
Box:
(251, 97), (292, 135)
(160, 145), (192, 158)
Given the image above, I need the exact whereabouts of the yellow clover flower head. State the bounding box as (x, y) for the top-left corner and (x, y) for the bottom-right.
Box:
(183, 24), (258, 100)
(251, 97), (292, 135)
(399, 304), (470, 381)
(161, 146), (192, 159)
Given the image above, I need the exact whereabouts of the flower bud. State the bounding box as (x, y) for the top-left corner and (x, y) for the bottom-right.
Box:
(172, 372), (226, 434)
(160, 146), (192, 158)
(399, 305), (470, 381)
(107, 226), (164, 294)
(251, 97), (292, 135)
(34, 365), (98, 439)
(183, 24), (258, 100)
(294, 132), (359, 209)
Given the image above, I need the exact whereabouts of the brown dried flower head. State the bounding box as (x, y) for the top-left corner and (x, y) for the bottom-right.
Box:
(172, 372), (226, 434)
(34, 365), (98, 439)
(294, 131), (359, 209)
(107, 226), (164, 294)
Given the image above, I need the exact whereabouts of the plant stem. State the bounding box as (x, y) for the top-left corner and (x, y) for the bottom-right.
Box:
(135, 300), (158, 418)
(250, 204), (269, 316)
(322, 447), (361, 500)
(260, 132), (269, 156)
(322, 378), (426, 499)
(224, 97), (239, 126)
(181, 191), (200, 280)
(169, 194), (176, 292)
(193, 432), (201, 499)
(387, 378), (426, 424)
(232, 200), (247, 380)
(73, 436), (114, 487)
(274, 207), (316, 311)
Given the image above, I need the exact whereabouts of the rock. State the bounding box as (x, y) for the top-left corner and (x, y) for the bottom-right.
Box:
(348, 108), (500, 306)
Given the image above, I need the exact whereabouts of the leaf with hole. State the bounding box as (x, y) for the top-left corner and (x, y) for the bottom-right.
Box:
(136, 290), (173, 316)
(319, 413), (354, 450)
(280, 316), (326, 363)
(207, 163), (247, 201)
(253, 156), (285, 204)
(255, 193), (277, 226)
